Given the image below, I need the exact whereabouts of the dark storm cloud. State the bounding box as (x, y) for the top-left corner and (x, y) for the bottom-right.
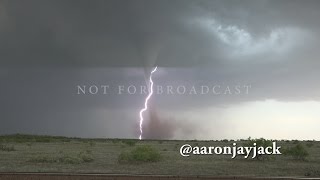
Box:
(0, 0), (320, 67)
(0, 0), (181, 67)
(0, 0), (241, 68)
(1, 0), (320, 139)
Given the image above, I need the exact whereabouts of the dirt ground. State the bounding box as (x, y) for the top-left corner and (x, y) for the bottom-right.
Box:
(0, 173), (313, 180)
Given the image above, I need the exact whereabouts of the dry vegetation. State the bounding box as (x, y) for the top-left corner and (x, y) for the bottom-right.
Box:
(0, 134), (320, 177)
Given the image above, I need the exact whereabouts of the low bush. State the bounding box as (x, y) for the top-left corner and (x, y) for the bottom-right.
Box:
(0, 134), (74, 143)
(111, 139), (121, 144)
(89, 141), (96, 147)
(26, 142), (33, 148)
(0, 144), (15, 152)
(122, 139), (137, 146)
(243, 138), (273, 160)
(305, 166), (320, 177)
(292, 140), (300, 144)
(28, 151), (93, 164)
(283, 144), (309, 161)
(306, 142), (314, 148)
(118, 145), (161, 164)
(29, 156), (57, 163)
(79, 151), (94, 162)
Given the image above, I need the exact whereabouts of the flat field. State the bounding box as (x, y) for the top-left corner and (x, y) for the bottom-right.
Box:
(0, 135), (319, 178)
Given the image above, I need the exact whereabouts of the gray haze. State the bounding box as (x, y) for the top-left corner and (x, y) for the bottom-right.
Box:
(0, 0), (320, 140)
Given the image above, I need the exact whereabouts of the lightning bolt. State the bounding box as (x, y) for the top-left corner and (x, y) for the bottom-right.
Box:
(139, 66), (158, 140)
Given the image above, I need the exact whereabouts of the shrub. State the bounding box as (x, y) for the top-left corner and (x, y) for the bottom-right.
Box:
(112, 139), (120, 144)
(0, 134), (75, 143)
(292, 140), (300, 144)
(58, 155), (82, 164)
(306, 142), (314, 148)
(79, 151), (94, 162)
(173, 144), (179, 151)
(89, 141), (96, 147)
(118, 145), (161, 164)
(305, 166), (320, 177)
(243, 138), (273, 160)
(28, 151), (93, 164)
(283, 144), (309, 160)
(244, 138), (272, 147)
(29, 156), (56, 163)
(26, 142), (33, 148)
(122, 139), (137, 146)
(0, 144), (15, 152)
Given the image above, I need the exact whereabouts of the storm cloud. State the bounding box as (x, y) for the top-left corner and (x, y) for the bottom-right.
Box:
(1, 0), (320, 140)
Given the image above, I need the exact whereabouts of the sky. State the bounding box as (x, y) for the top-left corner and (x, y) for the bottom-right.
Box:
(0, 0), (320, 140)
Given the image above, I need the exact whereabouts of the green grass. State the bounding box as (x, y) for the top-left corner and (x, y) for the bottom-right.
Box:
(28, 151), (93, 164)
(121, 139), (137, 146)
(283, 143), (309, 161)
(118, 145), (161, 164)
(0, 134), (320, 177)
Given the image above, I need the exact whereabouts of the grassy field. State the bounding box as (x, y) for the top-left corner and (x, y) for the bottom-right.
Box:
(0, 134), (320, 177)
